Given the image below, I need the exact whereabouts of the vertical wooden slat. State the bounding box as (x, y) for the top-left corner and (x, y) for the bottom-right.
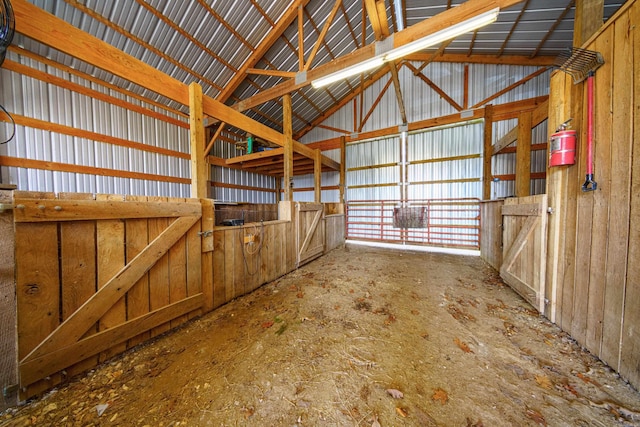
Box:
(234, 228), (246, 297)
(224, 230), (236, 302)
(314, 149), (322, 203)
(483, 105), (494, 200)
(125, 195), (150, 347)
(200, 199), (214, 313)
(340, 136), (346, 204)
(620, 2), (640, 387)
(213, 229), (226, 308)
(148, 196), (171, 336)
(169, 204), (188, 327)
(59, 193), (97, 376)
(16, 192), (60, 397)
(0, 190), (17, 410)
(283, 94), (294, 202)
(585, 27), (613, 356)
(96, 194), (126, 362)
(600, 8), (632, 369)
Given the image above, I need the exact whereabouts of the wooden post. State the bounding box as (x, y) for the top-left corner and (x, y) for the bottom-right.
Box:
(515, 111), (532, 197)
(314, 149), (322, 203)
(0, 191), (17, 410)
(483, 105), (494, 200)
(200, 198), (214, 312)
(283, 94), (294, 201)
(573, 0), (604, 46)
(275, 177), (282, 203)
(189, 82), (207, 199)
(339, 136), (346, 204)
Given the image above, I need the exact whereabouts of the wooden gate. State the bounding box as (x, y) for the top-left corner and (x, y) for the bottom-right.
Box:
(295, 202), (325, 267)
(501, 195), (548, 313)
(12, 192), (203, 397)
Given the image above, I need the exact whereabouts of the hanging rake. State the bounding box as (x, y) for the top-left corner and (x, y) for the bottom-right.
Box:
(555, 47), (604, 192)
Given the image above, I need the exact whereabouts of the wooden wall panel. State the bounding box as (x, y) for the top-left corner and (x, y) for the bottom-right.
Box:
(619, 2), (640, 387)
(324, 214), (345, 252)
(480, 200), (504, 271)
(547, 0), (639, 388)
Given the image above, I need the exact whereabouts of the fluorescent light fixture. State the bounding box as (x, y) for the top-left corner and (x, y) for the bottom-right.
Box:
(311, 56), (385, 88)
(385, 7), (499, 61)
(310, 7), (499, 88)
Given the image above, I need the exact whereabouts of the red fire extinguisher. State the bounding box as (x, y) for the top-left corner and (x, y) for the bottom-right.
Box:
(549, 119), (576, 167)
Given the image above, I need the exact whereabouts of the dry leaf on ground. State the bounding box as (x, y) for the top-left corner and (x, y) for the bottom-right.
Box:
(454, 337), (473, 353)
(432, 388), (449, 404)
(535, 374), (552, 389)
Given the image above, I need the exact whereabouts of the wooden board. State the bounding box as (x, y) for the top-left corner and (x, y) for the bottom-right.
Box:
(500, 195), (548, 313)
(0, 191), (17, 410)
(125, 195), (151, 347)
(295, 202), (325, 267)
(148, 196), (171, 337)
(480, 200), (504, 271)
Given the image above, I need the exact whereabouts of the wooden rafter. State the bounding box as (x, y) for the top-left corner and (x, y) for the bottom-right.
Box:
(304, 0), (342, 71)
(408, 52), (555, 66)
(472, 67), (549, 109)
(497, 0), (530, 57)
(365, 0), (407, 124)
(64, 0), (223, 93)
(530, 1), (574, 58)
(467, 29), (479, 57)
(204, 122), (226, 159)
(405, 62), (462, 112)
(216, 0), (311, 104)
(196, 0), (255, 52)
(298, 5), (305, 71)
(233, 0), (525, 113)
(411, 40), (453, 75)
(134, 0), (239, 74)
(246, 68), (297, 78)
(340, 3), (360, 47)
(359, 76), (393, 132)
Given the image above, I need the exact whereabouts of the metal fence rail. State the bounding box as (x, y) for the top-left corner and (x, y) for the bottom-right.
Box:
(345, 198), (481, 249)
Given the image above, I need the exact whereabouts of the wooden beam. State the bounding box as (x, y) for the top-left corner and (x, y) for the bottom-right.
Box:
(493, 126), (518, 155)
(531, 1), (574, 58)
(298, 5), (304, 71)
(573, 0), (604, 46)
(340, 136), (346, 204)
(515, 111), (532, 197)
(406, 62), (463, 111)
(246, 68), (297, 78)
(407, 53), (556, 66)
(359, 77), (393, 132)
(233, 0), (525, 112)
(217, 0), (312, 103)
(314, 149), (322, 203)
(189, 83), (207, 199)
(283, 94), (294, 202)
(204, 122), (226, 158)
(483, 105), (494, 200)
(304, 0), (341, 71)
(472, 67), (549, 109)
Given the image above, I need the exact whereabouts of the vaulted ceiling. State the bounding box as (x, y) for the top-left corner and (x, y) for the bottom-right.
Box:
(11, 0), (626, 141)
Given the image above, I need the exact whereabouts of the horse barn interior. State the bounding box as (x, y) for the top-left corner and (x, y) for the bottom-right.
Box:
(1, 0), (640, 425)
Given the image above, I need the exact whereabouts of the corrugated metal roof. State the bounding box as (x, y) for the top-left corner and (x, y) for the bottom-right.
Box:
(8, 0), (629, 140)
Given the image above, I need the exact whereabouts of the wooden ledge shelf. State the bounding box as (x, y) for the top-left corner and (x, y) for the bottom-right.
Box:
(225, 148), (339, 177)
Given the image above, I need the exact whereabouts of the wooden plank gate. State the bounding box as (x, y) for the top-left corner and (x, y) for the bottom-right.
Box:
(295, 202), (325, 267)
(500, 194), (548, 313)
(11, 192), (204, 397)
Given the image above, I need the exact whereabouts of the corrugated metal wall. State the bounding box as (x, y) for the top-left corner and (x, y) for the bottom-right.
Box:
(291, 148), (340, 202)
(0, 51), (191, 197)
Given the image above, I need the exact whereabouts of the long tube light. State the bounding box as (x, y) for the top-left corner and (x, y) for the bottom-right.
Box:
(385, 7), (499, 61)
(311, 56), (385, 88)
(311, 7), (499, 88)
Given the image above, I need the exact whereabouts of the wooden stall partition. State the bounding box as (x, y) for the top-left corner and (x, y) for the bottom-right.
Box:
(479, 199), (505, 271)
(0, 190), (17, 411)
(12, 192), (204, 399)
(546, 0), (639, 389)
(500, 195), (548, 314)
(210, 220), (295, 308)
(324, 203), (345, 253)
(295, 202), (325, 267)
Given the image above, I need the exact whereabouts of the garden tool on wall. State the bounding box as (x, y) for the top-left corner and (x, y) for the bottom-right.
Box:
(555, 47), (604, 192)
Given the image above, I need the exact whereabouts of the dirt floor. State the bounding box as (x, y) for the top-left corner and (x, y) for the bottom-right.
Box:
(3, 243), (640, 426)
